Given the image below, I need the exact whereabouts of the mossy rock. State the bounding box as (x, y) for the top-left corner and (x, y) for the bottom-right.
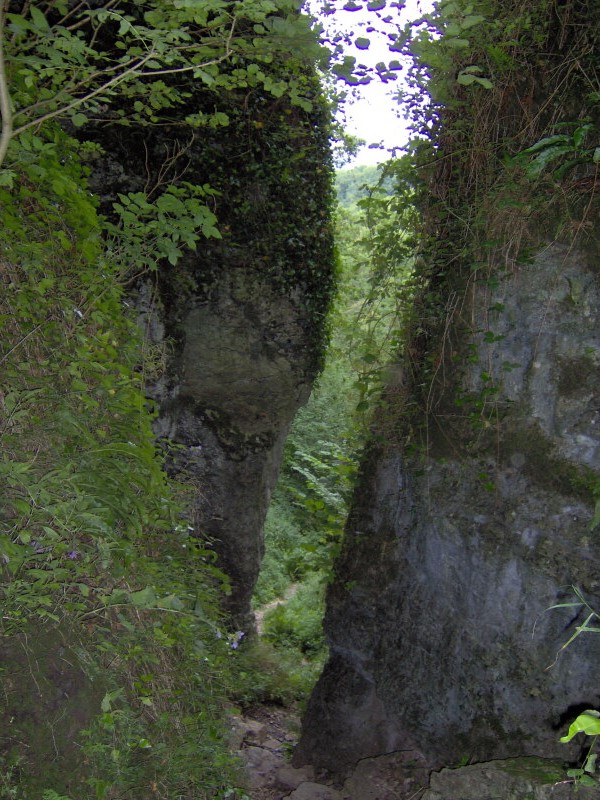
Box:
(0, 624), (107, 798)
(423, 757), (597, 800)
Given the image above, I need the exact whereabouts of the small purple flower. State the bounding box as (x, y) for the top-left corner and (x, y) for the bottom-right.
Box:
(67, 550), (79, 560)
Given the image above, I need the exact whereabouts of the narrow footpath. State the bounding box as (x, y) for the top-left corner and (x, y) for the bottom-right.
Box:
(232, 703), (429, 800)
(231, 587), (429, 799)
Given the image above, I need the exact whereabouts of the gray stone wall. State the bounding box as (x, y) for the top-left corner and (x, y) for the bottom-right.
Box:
(138, 268), (318, 629)
(296, 242), (600, 771)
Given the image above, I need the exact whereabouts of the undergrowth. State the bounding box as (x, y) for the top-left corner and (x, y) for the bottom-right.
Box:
(0, 120), (253, 798)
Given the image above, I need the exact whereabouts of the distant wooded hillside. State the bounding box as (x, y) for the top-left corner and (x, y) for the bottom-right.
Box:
(335, 163), (391, 206)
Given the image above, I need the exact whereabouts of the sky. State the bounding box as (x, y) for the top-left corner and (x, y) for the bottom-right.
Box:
(309, 0), (436, 166)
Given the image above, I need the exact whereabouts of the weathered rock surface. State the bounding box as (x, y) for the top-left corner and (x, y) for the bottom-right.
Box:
(286, 783), (344, 800)
(342, 750), (430, 799)
(147, 268), (318, 627)
(235, 706), (600, 800)
(88, 84), (337, 629)
(422, 758), (598, 800)
(296, 242), (600, 770)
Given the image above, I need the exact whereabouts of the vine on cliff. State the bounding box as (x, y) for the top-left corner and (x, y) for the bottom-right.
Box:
(372, 0), (600, 455)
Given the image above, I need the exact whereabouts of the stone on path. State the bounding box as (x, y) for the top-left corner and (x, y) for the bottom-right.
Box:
(285, 781), (345, 800)
(276, 764), (316, 792)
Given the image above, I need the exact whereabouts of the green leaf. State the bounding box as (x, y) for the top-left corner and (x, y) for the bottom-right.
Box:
(579, 776), (599, 786)
(585, 753), (597, 773)
(159, 593), (185, 610)
(445, 38), (470, 49)
(573, 123), (594, 149)
(560, 711), (600, 742)
(462, 14), (486, 29)
(70, 112), (88, 128)
(355, 37), (371, 50)
(522, 134), (571, 155)
(30, 6), (50, 31)
(129, 585), (157, 608)
(101, 688), (124, 713)
(0, 170), (16, 188)
(526, 144), (575, 177)
(332, 55), (357, 81)
(211, 111), (229, 127)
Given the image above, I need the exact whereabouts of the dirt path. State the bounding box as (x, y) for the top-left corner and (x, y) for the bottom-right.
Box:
(231, 703), (344, 800)
(232, 703), (429, 800)
(238, 589), (430, 798)
(254, 583), (300, 635)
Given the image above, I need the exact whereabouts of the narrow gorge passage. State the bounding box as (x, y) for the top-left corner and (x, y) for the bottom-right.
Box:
(1, 0), (598, 797)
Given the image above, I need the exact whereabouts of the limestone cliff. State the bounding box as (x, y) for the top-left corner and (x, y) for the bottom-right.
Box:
(296, 241), (600, 770)
(296, 0), (599, 775)
(90, 79), (335, 629)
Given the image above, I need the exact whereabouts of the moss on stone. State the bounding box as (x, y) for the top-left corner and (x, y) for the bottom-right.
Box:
(557, 356), (598, 397)
(500, 756), (566, 784)
(0, 625), (108, 797)
(501, 421), (597, 502)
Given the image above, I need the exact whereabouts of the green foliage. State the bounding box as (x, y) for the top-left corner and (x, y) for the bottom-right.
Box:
(251, 160), (421, 708)
(374, 0), (600, 461)
(0, 3), (337, 794)
(335, 164), (386, 206)
(516, 121), (600, 181)
(108, 183), (222, 269)
(0, 0), (327, 168)
(548, 588), (600, 787)
(262, 574), (326, 658)
(225, 639), (319, 707)
(1, 132), (164, 626)
(0, 0), (343, 786)
(254, 501), (315, 605)
(255, 155), (418, 640)
(561, 711), (600, 787)
(548, 587), (600, 665)
(561, 710), (600, 741)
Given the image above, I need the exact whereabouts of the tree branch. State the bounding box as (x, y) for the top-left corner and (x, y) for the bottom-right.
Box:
(1, 10), (238, 162)
(11, 49), (157, 138)
(0, 0), (14, 169)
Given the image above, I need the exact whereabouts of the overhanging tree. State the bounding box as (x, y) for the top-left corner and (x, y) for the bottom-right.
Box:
(0, 0), (327, 170)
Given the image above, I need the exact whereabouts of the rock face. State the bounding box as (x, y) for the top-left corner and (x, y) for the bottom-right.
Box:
(89, 82), (335, 629)
(422, 758), (598, 800)
(295, 242), (600, 770)
(148, 268), (319, 626)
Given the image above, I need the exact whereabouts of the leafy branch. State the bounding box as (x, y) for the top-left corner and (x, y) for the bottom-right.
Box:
(0, 3), (239, 167)
(0, 0), (322, 169)
(547, 587), (600, 787)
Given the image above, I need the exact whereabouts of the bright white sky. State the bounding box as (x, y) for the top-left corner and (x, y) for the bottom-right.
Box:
(308, 0), (436, 165)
